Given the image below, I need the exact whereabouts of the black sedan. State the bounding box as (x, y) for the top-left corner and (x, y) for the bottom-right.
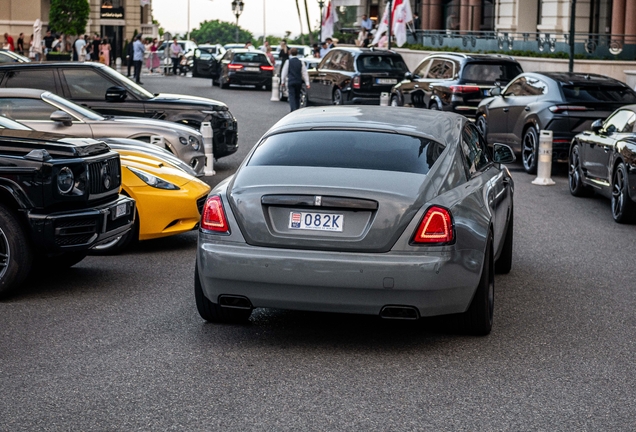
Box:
(306, 47), (408, 106)
(477, 72), (636, 174)
(193, 44), (225, 78)
(0, 62), (239, 158)
(569, 106), (636, 223)
(217, 49), (274, 90)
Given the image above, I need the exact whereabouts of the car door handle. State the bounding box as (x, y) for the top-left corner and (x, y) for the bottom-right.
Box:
(503, 108), (509, 112)
(524, 106), (530, 111)
(603, 146), (610, 152)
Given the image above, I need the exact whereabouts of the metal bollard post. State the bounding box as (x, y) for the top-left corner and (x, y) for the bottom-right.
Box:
(532, 129), (556, 186)
(271, 76), (280, 102)
(380, 92), (390, 106)
(200, 122), (215, 176)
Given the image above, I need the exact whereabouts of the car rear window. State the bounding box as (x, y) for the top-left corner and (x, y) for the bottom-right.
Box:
(461, 62), (523, 83)
(561, 85), (636, 103)
(234, 53), (268, 63)
(248, 130), (445, 175)
(356, 55), (408, 73)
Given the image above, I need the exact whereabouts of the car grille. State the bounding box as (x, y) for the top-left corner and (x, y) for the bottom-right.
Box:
(88, 158), (121, 196)
(197, 196), (207, 215)
(54, 218), (98, 246)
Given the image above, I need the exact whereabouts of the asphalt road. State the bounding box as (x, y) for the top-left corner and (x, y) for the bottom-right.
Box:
(2, 75), (636, 431)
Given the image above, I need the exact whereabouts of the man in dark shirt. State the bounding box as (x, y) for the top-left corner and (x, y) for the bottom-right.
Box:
(43, 31), (54, 54)
(92, 34), (101, 61)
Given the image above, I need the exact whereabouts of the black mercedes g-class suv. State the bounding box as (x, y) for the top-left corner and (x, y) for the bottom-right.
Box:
(0, 129), (135, 298)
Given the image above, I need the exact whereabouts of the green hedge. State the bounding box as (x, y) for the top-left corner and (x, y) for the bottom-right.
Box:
(401, 43), (588, 59)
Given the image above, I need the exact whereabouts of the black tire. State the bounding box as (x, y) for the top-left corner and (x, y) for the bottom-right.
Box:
(332, 88), (343, 105)
(194, 263), (252, 323)
(458, 233), (494, 336)
(476, 114), (488, 141)
(495, 207), (513, 274)
(91, 214), (139, 255)
(611, 162), (636, 224)
(0, 205), (33, 299)
(569, 144), (593, 197)
(390, 95), (400, 107)
(522, 126), (539, 174)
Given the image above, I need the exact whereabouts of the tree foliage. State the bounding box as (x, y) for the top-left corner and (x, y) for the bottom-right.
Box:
(49, 0), (90, 36)
(190, 20), (254, 45)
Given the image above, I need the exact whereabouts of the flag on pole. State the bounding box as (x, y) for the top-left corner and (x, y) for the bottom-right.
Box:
(393, 0), (414, 47)
(322, 1), (339, 40)
(371, 3), (389, 46)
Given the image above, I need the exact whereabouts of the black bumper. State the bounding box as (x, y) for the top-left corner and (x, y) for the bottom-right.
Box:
(27, 195), (136, 252)
(209, 113), (238, 159)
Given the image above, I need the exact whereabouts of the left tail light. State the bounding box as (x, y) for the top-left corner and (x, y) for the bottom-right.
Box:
(411, 206), (454, 245)
(353, 76), (361, 89)
(228, 63), (243, 70)
(201, 195), (229, 233)
(260, 65), (274, 71)
(450, 85), (481, 94)
(548, 105), (590, 113)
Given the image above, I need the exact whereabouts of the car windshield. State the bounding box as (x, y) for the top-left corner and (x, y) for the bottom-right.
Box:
(561, 85), (636, 103)
(99, 65), (154, 99)
(462, 62), (523, 83)
(248, 130), (445, 175)
(356, 55), (408, 73)
(0, 115), (31, 130)
(234, 52), (268, 63)
(44, 93), (104, 121)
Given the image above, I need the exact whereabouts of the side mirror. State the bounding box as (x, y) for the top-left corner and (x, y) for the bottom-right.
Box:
(492, 143), (516, 164)
(489, 86), (502, 97)
(50, 110), (73, 127)
(105, 86), (127, 102)
(404, 71), (413, 81)
(591, 119), (603, 134)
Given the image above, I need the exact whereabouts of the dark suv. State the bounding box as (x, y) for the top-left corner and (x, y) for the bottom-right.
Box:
(0, 62), (238, 159)
(0, 122), (135, 298)
(390, 53), (523, 117)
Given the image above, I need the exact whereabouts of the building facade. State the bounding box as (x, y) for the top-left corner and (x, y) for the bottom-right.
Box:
(0, 0), (156, 59)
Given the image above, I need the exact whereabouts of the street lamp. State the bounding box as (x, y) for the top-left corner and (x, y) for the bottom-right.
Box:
(232, 0), (245, 43)
(317, 0), (325, 42)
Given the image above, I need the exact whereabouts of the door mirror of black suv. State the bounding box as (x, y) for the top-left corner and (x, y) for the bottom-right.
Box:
(105, 86), (128, 102)
(591, 119), (603, 134)
(404, 72), (413, 81)
(492, 143), (516, 164)
(50, 110), (73, 127)
(489, 86), (502, 97)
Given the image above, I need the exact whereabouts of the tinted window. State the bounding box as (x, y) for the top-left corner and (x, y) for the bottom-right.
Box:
(356, 55), (408, 73)
(461, 124), (490, 175)
(233, 52), (268, 63)
(248, 130), (445, 175)
(0, 98), (57, 121)
(3, 69), (57, 93)
(414, 59), (431, 77)
(504, 76), (544, 96)
(461, 62), (523, 83)
(318, 51), (335, 69)
(426, 59), (454, 79)
(327, 51), (353, 71)
(604, 110), (636, 134)
(62, 68), (115, 100)
(561, 85), (636, 103)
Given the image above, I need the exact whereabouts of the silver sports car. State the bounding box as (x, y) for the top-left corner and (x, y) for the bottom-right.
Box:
(0, 88), (206, 175)
(196, 107), (515, 335)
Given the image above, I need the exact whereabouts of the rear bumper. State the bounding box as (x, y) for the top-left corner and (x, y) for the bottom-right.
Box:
(227, 72), (272, 86)
(27, 195), (136, 252)
(197, 236), (482, 317)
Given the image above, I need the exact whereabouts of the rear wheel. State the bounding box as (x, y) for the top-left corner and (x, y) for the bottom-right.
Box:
(458, 233), (494, 335)
(194, 263), (252, 323)
(495, 207), (513, 274)
(522, 127), (539, 174)
(390, 95), (400, 107)
(0, 205), (33, 299)
(332, 88), (343, 105)
(569, 144), (593, 197)
(611, 162), (636, 224)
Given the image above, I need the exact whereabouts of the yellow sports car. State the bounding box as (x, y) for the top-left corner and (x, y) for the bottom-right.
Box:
(94, 139), (211, 253)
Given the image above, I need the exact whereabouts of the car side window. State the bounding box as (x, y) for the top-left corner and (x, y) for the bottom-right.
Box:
(427, 59), (454, 79)
(319, 51), (335, 69)
(61, 68), (116, 100)
(461, 124), (490, 176)
(0, 98), (57, 121)
(604, 110), (636, 134)
(414, 59), (431, 77)
(526, 78), (548, 95)
(504, 77), (527, 96)
(3, 69), (58, 93)
(343, 53), (355, 72)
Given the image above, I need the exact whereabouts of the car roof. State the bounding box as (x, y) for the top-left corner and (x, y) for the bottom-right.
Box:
(328, 47), (401, 56)
(0, 61), (107, 70)
(266, 106), (465, 146)
(0, 88), (46, 98)
(230, 49), (266, 54)
(532, 72), (626, 86)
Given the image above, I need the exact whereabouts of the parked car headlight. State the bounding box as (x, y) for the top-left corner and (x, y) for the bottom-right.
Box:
(189, 135), (201, 151)
(127, 166), (180, 190)
(57, 167), (74, 194)
(179, 136), (188, 145)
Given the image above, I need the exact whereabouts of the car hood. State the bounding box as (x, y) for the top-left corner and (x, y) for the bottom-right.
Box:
(148, 93), (228, 110)
(107, 116), (203, 136)
(0, 129), (110, 157)
(119, 151), (203, 188)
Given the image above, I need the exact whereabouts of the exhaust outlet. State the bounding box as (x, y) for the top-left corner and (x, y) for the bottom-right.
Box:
(218, 295), (253, 310)
(380, 305), (420, 320)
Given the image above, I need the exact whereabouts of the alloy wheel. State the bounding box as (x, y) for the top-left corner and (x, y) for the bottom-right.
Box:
(332, 89), (342, 105)
(476, 116), (487, 138)
(522, 129), (537, 171)
(0, 227), (9, 280)
(612, 167), (625, 218)
(569, 146), (581, 192)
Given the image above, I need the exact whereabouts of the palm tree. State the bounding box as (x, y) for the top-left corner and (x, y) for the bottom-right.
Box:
(303, 0), (315, 45)
(294, 0), (305, 44)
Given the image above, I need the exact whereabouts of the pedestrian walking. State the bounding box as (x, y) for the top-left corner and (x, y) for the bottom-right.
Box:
(169, 37), (183, 76)
(100, 38), (111, 66)
(84, 35), (92, 61)
(43, 30), (54, 55)
(73, 34), (86, 61)
(147, 38), (160, 73)
(280, 47), (310, 112)
(133, 35), (145, 84)
(92, 34), (101, 61)
(17, 33), (24, 55)
(265, 46), (275, 65)
(3, 33), (15, 52)
(126, 39), (134, 76)
(279, 40), (290, 68)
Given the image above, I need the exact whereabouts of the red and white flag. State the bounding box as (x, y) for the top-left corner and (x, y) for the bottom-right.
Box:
(372, 0), (414, 47)
(322, 1), (339, 40)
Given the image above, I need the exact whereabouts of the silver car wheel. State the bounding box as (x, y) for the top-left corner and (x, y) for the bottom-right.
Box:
(0, 227), (9, 280)
(522, 128), (538, 173)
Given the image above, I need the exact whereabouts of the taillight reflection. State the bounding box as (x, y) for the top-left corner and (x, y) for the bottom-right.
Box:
(412, 206), (454, 244)
(450, 85), (481, 94)
(201, 195), (229, 233)
(260, 65), (274, 71)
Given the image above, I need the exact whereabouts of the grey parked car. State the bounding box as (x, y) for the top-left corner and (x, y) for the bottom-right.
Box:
(195, 107), (516, 335)
(0, 88), (206, 175)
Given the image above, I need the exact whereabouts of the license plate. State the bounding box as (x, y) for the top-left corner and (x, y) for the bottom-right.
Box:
(245, 67), (260, 72)
(289, 212), (343, 232)
(376, 78), (397, 85)
(114, 203), (128, 219)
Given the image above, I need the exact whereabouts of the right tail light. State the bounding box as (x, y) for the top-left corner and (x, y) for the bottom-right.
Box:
(201, 195), (230, 233)
(352, 76), (361, 89)
(411, 206), (454, 245)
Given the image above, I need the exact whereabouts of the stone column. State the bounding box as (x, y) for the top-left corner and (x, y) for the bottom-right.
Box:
(421, 1), (430, 30)
(469, 0), (481, 31)
(460, 0), (470, 32)
(624, 0), (636, 43)
(611, 0), (626, 43)
(429, 0), (444, 30)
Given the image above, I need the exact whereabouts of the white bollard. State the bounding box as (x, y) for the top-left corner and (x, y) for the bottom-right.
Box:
(380, 92), (390, 106)
(532, 129), (556, 186)
(201, 122), (215, 177)
(271, 76), (280, 102)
